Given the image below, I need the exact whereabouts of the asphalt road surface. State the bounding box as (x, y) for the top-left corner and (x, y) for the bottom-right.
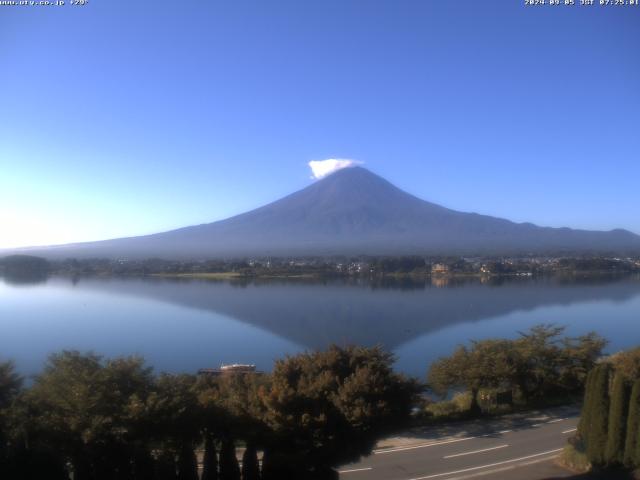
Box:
(339, 407), (579, 480)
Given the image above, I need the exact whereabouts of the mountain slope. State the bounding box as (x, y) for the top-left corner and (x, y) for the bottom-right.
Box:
(11, 167), (640, 258)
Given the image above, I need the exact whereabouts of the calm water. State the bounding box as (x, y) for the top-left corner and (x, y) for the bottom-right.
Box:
(1, 275), (639, 378)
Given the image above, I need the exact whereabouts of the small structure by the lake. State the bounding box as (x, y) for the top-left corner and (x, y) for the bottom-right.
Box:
(198, 363), (261, 376)
(431, 263), (449, 275)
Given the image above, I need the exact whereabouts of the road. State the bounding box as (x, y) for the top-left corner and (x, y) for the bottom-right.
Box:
(339, 406), (579, 480)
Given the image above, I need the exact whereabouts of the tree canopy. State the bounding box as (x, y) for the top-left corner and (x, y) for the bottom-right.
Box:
(260, 345), (421, 476)
(1, 345), (420, 480)
(428, 325), (606, 415)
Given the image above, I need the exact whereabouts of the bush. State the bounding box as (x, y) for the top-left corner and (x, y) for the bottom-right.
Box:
(426, 400), (460, 418)
(559, 442), (591, 473)
(425, 392), (471, 418)
(452, 392), (472, 412)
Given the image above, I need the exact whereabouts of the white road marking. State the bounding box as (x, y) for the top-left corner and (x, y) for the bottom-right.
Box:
(406, 448), (564, 480)
(374, 427), (521, 455)
(441, 454), (562, 480)
(374, 436), (477, 455)
(526, 416), (550, 422)
(338, 467), (373, 474)
(546, 418), (566, 424)
(562, 428), (577, 434)
(372, 415), (578, 455)
(443, 444), (509, 459)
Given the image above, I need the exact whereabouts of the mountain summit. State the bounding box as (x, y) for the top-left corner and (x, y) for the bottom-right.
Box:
(14, 167), (640, 258)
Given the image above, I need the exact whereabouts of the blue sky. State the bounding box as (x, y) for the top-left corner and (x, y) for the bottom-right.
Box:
(1, 1), (639, 248)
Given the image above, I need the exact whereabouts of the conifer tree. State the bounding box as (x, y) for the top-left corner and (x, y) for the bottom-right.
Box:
(585, 363), (611, 466)
(132, 448), (155, 480)
(605, 372), (629, 465)
(155, 451), (178, 480)
(624, 380), (640, 468)
(177, 444), (198, 480)
(201, 435), (218, 480)
(578, 367), (597, 437)
(241, 444), (261, 480)
(260, 449), (294, 480)
(219, 438), (241, 480)
(260, 449), (276, 480)
(636, 427), (640, 469)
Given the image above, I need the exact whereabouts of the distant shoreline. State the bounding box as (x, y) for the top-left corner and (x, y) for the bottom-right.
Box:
(149, 272), (319, 280)
(150, 272), (244, 279)
(2, 253), (639, 283)
(141, 270), (633, 281)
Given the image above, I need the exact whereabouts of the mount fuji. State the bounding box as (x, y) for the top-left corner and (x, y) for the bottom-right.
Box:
(10, 167), (640, 259)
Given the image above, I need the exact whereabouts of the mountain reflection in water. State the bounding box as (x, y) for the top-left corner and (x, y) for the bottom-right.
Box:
(1, 274), (639, 377)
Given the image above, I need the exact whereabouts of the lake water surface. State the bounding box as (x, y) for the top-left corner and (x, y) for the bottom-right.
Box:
(1, 275), (639, 378)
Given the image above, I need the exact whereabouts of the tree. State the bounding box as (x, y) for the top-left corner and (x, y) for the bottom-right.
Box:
(429, 340), (516, 415)
(604, 372), (629, 465)
(0, 361), (22, 411)
(0, 361), (23, 478)
(577, 367), (597, 437)
(219, 438), (240, 480)
(144, 373), (202, 480)
(611, 348), (640, 382)
(513, 325), (565, 400)
(584, 364), (611, 466)
(636, 426), (640, 471)
(132, 447), (155, 480)
(23, 351), (155, 479)
(623, 380), (640, 468)
(261, 345), (420, 477)
(241, 443), (260, 480)
(1, 255), (49, 283)
(25, 351), (107, 477)
(177, 443), (198, 480)
(558, 332), (608, 393)
(428, 326), (606, 415)
(261, 449), (294, 480)
(197, 371), (269, 447)
(155, 450), (178, 480)
(197, 371), (268, 480)
(201, 434), (218, 480)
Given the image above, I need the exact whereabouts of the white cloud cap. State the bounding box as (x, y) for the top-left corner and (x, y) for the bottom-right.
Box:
(308, 159), (364, 180)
